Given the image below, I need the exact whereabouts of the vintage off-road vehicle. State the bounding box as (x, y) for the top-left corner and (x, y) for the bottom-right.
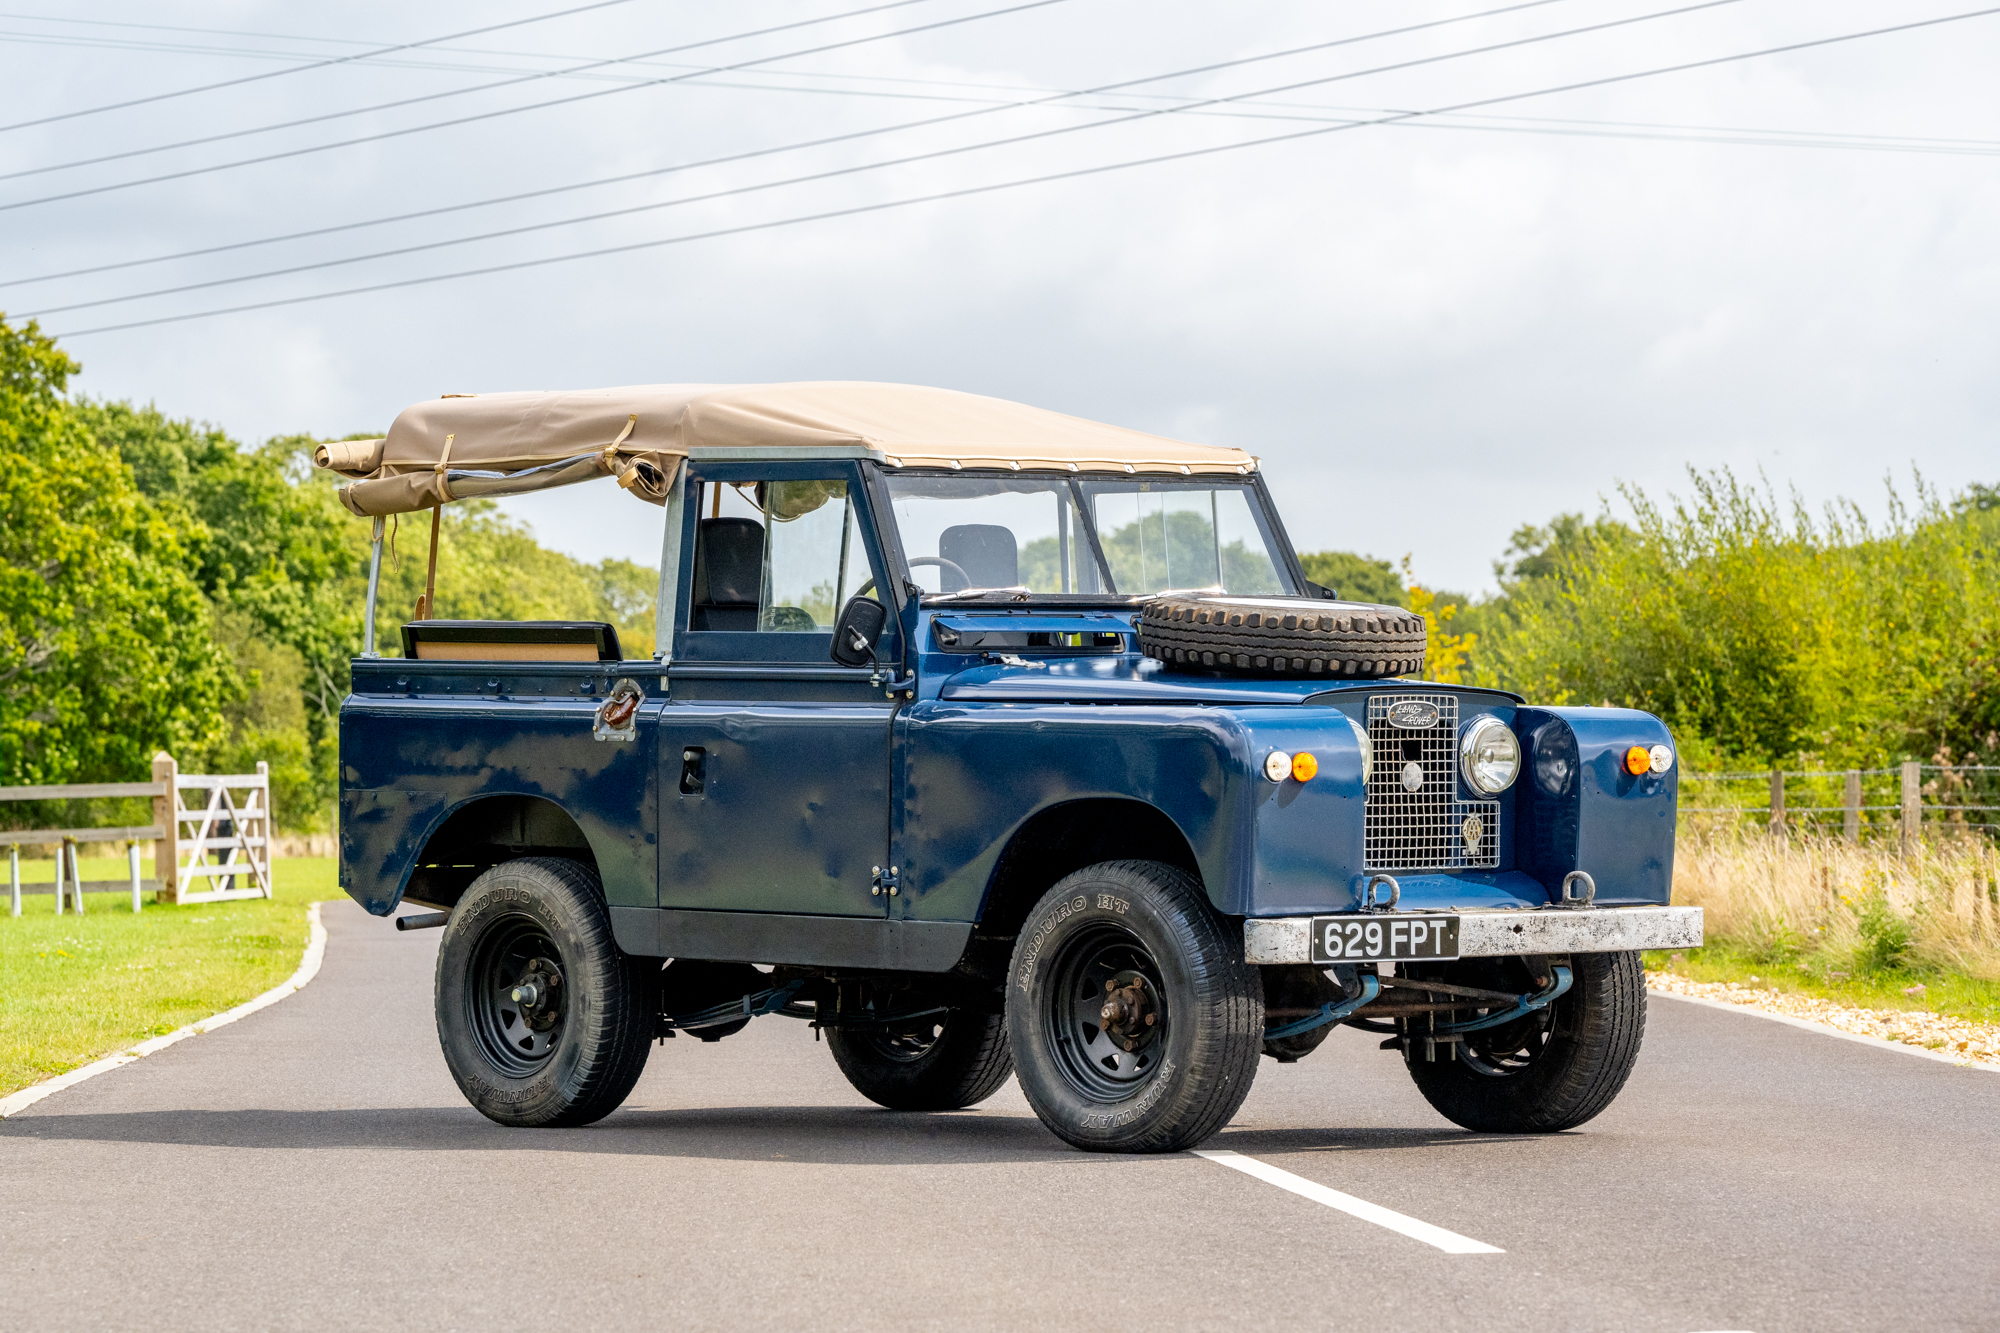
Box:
(324, 382), (1698, 1153)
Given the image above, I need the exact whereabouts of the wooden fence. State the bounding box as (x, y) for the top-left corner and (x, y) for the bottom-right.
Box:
(1681, 763), (2000, 850)
(3, 752), (272, 916)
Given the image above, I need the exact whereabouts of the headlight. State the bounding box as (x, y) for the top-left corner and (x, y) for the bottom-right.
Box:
(1459, 715), (1520, 794)
(1347, 715), (1372, 785)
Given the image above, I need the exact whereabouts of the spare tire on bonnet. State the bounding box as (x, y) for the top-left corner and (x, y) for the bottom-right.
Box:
(1137, 595), (1426, 679)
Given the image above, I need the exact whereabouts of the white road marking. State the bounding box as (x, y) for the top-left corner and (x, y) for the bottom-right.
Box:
(0, 902), (327, 1119)
(1192, 1149), (1505, 1254)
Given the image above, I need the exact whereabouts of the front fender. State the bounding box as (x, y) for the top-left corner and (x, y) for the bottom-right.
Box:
(1516, 706), (1677, 905)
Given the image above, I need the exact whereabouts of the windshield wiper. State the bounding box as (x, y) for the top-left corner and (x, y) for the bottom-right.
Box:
(932, 586), (1032, 602)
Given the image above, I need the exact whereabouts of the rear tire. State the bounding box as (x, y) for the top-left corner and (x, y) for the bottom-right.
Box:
(434, 857), (653, 1128)
(1403, 950), (1646, 1133)
(826, 1009), (1013, 1111)
(1006, 861), (1262, 1153)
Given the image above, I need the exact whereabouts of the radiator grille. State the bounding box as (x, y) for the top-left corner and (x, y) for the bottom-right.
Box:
(1365, 693), (1501, 871)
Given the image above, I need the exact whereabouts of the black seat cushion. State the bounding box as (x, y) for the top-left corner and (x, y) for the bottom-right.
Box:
(692, 517), (764, 631)
(939, 523), (1019, 592)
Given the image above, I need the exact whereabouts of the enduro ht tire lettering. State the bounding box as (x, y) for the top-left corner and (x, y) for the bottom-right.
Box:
(1007, 861), (1263, 1153)
(434, 857), (653, 1128)
(1136, 594), (1426, 679)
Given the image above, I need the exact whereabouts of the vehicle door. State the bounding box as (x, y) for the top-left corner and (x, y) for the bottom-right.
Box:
(658, 461), (898, 917)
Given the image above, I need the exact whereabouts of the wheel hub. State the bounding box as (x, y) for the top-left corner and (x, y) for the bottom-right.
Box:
(507, 957), (564, 1033)
(1099, 971), (1159, 1053)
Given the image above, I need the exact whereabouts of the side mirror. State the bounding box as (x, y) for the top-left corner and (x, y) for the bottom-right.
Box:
(829, 596), (888, 668)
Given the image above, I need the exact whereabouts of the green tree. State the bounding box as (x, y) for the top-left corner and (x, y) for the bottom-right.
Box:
(1478, 469), (2000, 770)
(0, 317), (232, 791)
(76, 404), (363, 828)
(1297, 550), (1404, 605)
(362, 501), (659, 657)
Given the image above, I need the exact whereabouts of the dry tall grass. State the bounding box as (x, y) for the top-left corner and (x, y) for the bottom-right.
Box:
(1672, 831), (2000, 980)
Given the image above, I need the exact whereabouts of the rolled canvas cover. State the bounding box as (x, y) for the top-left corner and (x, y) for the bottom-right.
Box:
(315, 382), (1256, 517)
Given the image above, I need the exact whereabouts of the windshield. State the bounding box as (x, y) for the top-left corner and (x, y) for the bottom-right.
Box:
(882, 474), (1292, 598)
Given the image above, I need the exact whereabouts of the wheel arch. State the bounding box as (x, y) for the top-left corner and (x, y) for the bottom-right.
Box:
(971, 797), (1206, 946)
(401, 794), (600, 911)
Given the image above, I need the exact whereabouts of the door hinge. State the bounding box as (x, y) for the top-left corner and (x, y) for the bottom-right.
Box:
(870, 865), (900, 897)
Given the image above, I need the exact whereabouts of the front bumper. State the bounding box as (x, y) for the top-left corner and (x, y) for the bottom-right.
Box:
(1243, 905), (1702, 965)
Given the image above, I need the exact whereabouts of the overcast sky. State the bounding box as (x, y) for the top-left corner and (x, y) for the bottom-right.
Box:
(5, 0), (1995, 592)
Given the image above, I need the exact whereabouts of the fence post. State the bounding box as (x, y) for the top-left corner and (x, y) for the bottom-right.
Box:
(257, 759), (272, 897)
(1843, 770), (1861, 843)
(1900, 760), (1921, 855)
(1769, 770), (1786, 837)
(152, 751), (180, 905)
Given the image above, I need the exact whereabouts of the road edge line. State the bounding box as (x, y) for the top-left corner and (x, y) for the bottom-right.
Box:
(1647, 985), (2000, 1073)
(1192, 1148), (1504, 1253)
(0, 901), (328, 1119)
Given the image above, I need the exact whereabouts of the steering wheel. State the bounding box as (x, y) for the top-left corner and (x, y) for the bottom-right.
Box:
(856, 555), (969, 600)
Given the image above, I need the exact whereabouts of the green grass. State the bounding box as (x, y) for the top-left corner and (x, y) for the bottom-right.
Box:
(0, 857), (340, 1098)
(1643, 944), (2000, 1028)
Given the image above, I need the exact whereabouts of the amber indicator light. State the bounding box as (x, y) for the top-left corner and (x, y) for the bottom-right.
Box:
(1291, 752), (1318, 782)
(1623, 745), (1651, 776)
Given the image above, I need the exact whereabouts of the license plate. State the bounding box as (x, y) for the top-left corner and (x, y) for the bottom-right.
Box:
(1310, 914), (1460, 963)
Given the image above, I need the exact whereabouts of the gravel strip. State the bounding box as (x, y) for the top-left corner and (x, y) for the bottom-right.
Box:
(1646, 971), (2000, 1068)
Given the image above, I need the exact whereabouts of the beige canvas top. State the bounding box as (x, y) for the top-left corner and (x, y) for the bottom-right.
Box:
(314, 381), (1257, 517)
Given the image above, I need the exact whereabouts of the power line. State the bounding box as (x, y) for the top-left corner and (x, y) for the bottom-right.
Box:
(20, 0), (1765, 320)
(0, 0), (944, 184)
(0, 0), (642, 134)
(52, 5), (1999, 340)
(0, 0), (952, 186)
(1, 0), (1588, 286)
(0, 0), (1057, 209)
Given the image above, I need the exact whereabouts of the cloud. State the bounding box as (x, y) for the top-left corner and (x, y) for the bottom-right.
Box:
(8, 0), (1995, 589)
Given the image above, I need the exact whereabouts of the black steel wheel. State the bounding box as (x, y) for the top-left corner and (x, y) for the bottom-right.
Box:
(1044, 932), (1171, 1098)
(1006, 861), (1262, 1153)
(1403, 950), (1647, 1133)
(465, 916), (567, 1077)
(826, 1008), (1013, 1111)
(434, 858), (653, 1128)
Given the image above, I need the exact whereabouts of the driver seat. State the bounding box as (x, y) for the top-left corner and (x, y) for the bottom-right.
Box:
(939, 524), (1019, 592)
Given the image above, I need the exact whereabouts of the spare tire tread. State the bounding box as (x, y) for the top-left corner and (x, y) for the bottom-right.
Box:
(1137, 595), (1426, 679)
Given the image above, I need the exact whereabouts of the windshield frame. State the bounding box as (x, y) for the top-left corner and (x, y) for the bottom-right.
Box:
(877, 467), (1304, 604)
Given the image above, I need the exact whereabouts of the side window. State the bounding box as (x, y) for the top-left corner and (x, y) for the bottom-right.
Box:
(689, 478), (876, 633)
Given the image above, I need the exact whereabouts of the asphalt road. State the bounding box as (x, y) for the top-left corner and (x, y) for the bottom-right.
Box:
(4, 900), (1997, 1332)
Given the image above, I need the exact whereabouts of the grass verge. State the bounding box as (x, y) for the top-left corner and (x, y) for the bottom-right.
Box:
(1, 857), (338, 1098)
(1641, 943), (2000, 1027)
(1659, 830), (2000, 1027)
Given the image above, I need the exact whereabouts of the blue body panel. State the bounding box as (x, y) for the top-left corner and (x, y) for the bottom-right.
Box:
(336, 490), (1677, 955)
(339, 665), (664, 916)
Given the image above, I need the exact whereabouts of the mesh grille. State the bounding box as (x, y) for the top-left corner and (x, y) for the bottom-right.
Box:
(1365, 693), (1501, 871)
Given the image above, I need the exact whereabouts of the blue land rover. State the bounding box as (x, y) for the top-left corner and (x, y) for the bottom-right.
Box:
(323, 382), (1698, 1153)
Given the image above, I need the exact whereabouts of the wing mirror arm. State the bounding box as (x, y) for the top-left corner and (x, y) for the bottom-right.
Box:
(829, 595), (914, 695)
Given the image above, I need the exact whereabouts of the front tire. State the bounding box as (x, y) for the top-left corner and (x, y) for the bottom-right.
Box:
(1006, 861), (1262, 1153)
(826, 1009), (1013, 1111)
(435, 857), (653, 1128)
(1404, 950), (1646, 1133)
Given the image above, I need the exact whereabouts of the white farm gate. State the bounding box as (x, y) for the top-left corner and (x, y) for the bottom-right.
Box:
(2, 752), (272, 915)
(151, 753), (272, 904)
